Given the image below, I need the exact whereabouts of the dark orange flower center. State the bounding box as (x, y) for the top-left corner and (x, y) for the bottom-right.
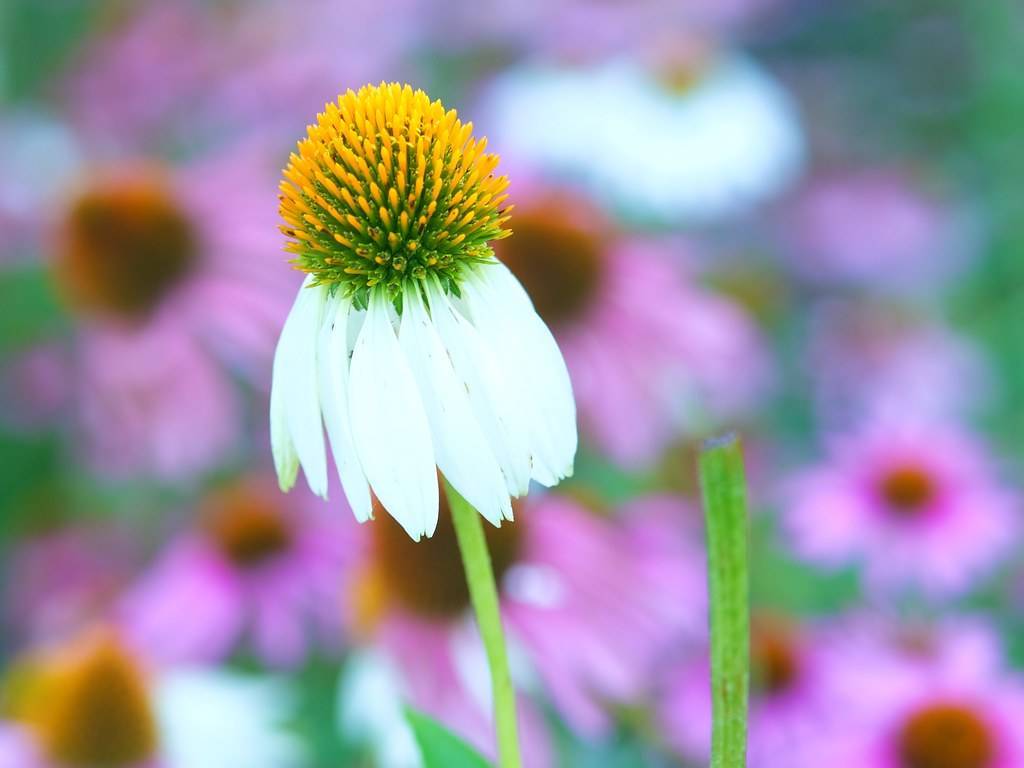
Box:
(655, 51), (713, 96)
(898, 703), (995, 768)
(750, 618), (802, 696)
(493, 194), (608, 329)
(369, 491), (523, 620)
(34, 630), (158, 767)
(56, 169), (198, 321)
(880, 465), (936, 517)
(202, 482), (294, 568)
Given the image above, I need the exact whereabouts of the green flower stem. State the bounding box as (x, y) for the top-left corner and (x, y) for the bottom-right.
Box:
(699, 433), (751, 768)
(444, 479), (522, 768)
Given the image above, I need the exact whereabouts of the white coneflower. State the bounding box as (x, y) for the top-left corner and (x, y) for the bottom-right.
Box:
(271, 83), (577, 541)
(484, 52), (804, 223)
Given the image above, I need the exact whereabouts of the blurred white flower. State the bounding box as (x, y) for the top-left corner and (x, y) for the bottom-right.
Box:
(484, 54), (804, 223)
(1, 630), (306, 768)
(336, 650), (423, 768)
(156, 669), (307, 768)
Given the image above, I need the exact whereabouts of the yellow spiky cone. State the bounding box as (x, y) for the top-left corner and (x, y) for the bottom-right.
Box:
(279, 83), (512, 304)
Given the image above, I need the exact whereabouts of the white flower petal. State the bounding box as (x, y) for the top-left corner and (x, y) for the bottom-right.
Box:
(271, 278), (329, 495)
(399, 287), (512, 526)
(464, 263), (577, 484)
(318, 293), (373, 521)
(348, 291), (438, 539)
(270, 342), (298, 492)
(426, 281), (532, 496)
(282, 279), (329, 497)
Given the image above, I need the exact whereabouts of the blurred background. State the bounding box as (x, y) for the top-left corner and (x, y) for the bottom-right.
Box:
(1, 0), (1023, 766)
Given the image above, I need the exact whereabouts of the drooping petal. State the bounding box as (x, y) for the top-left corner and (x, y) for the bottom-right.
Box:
(286, 279), (330, 497)
(426, 280), (532, 497)
(464, 262), (578, 484)
(317, 292), (373, 521)
(270, 341), (298, 492)
(271, 278), (328, 496)
(399, 286), (512, 526)
(348, 291), (438, 539)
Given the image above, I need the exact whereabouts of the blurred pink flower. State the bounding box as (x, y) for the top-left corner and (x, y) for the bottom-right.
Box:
(213, 0), (421, 137)
(42, 144), (296, 480)
(337, 492), (704, 763)
(0, 343), (71, 432)
(493, 188), (771, 467)
(659, 616), (841, 768)
(807, 300), (991, 428)
(5, 8), (297, 479)
(786, 169), (964, 290)
(784, 419), (1018, 598)
(73, 327), (239, 479)
(61, 0), (426, 154)
(120, 475), (348, 667)
(64, 1), (221, 149)
(417, 0), (783, 61)
(500, 495), (705, 732)
(0, 726), (40, 768)
(825, 620), (1024, 768)
(3, 523), (142, 648)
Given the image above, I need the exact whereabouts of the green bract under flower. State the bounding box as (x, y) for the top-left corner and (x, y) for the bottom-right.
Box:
(279, 82), (512, 305)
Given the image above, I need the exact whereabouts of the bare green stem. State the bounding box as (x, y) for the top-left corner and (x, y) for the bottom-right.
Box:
(699, 433), (750, 768)
(444, 479), (522, 768)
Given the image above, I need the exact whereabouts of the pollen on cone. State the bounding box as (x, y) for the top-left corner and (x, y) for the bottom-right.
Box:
(279, 83), (512, 301)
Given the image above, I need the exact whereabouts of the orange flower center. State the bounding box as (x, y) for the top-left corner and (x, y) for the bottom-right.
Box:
(25, 630), (158, 767)
(653, 45), (714, 96)
(880, 465), (936, 517)
(898, 703), (995, 768)
(368, 491), (523, 620)
(202, 482), (294, 568)
(493, 195), (607, 329)
(750, 619), (801, 696)
(55, 169), (197, 321)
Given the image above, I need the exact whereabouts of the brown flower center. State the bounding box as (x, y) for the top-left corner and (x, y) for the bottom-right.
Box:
(369, 490), (523, 620)
(648, 36), (717, 96)
(750, 619), (802, 696)
(34, 630), (158, 767)
(492, 194), (608, 329)
(202, 482), (294, 568)
(898, 703), (995, 768)
(880, 465), (936, 517)
(55, 169), (198, 321)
